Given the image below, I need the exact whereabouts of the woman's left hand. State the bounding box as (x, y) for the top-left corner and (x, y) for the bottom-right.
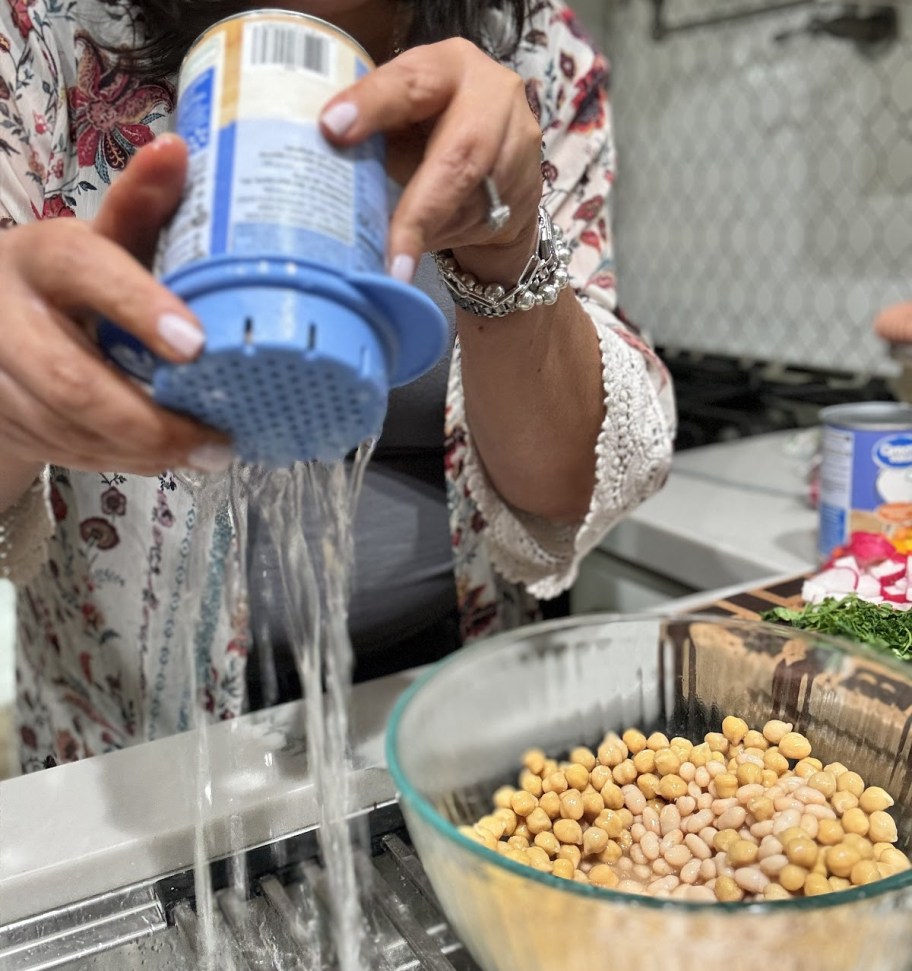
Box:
(319, 38), (543, 285)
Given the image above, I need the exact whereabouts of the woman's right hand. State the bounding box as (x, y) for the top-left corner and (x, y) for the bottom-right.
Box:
(874, 302), (912, 346)
(0, 134), (233, 478)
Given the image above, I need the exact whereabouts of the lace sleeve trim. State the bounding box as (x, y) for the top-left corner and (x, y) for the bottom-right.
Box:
(0, 468), (53, 584)
(451, 304), (674, 600)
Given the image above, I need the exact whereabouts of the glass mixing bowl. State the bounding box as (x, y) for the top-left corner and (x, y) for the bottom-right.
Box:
(386, 614), (912, 971)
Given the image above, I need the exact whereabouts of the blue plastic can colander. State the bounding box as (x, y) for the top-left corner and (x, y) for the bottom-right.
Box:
(99, 10), (448, 467)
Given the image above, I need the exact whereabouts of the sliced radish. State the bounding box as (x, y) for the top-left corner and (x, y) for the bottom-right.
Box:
(832, 555), (861, 572)
(813, 566), (859, 594)
(857, 574), (882, 598)
(870, 560), (906, 583)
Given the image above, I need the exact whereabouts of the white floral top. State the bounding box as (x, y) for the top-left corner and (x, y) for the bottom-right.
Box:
(0, 0), (675, 771)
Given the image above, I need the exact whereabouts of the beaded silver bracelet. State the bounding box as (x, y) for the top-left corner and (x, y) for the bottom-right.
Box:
(432, 205), (572, 318)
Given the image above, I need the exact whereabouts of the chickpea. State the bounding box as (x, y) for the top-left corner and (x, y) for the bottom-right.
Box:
(762, 720), (793, 744)
(742, 730), (769, 751)
(622, 728), (647, 755)
(520, 771), (543, 798)
(841, 807), (870, 838)
(778, 864), (808, 893)
(713, 828), (741, 854)
(612, 759), (638, 786)
(633, 749), (657, 775)
(868, 810), (898, 844)
(583, 826), (610, 857)
(569, 747), (597, 772)
(826, 843), (862, 878)
(582, 790), (605, 821)
(510, 790), (537, 817)
(836, 771), (865, 797)
(842, 833), (874, 860)
(690, 743), (712, 767)
(559, 790), (585, 822)
(653, 748), (680, 777)
(859, 786), (894, 814)
(526, 808), (552, 835)
(807, 772), (837, 799)
(736, 763), (763, 788)
(657, 774), (688, 801)
(670, 737), (695, 761)
(785, 837), (819, 870)
(564, 763), (590, 792)
(492, 808), (518, 837)
(589, 863), (621, 888)
(637, 772), (661, 800)
(543, 771), (569, 795)
(557, 844), (582, 868)
(715, 875), (744, 902)
(553, 818), (583, 846)
(590, 765), (611, 790)
(647, 732), (671, 751)
(526, 845), (552, 869)
(539, 791), (561, 820)
(522, 748), (546, 775)
(600, 781), (626, 811)
(722, 716), (749, 746)
(534, 831), (561, 857)
(763, 749), (790, 775)
(804, 872), (832, 896)
(795, 758), (823, 779)
(705, 732), (729, 754)
(508, 833), (530, 850)
(471, 826), (498, 851)
(493, 786), (515, 809)
(748, 796), (775, 822)
(552, 857), (575, 880)
(598, 742), (626, 769)
(599, 840), (623, 865)
(831, 790), (859, 816)
(714, 773), (740, 799)
(728, 840), (759, 867)
(778, 732), (812, 761)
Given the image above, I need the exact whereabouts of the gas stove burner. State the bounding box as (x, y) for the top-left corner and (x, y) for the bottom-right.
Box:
(658, 348), (897, 450)
(0, 803), (482, 971)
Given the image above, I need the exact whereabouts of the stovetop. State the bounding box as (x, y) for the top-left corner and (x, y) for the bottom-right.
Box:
(659, 348), (897, 450)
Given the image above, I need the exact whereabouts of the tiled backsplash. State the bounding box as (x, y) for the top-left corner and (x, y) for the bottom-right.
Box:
(575, 0), (912, 374)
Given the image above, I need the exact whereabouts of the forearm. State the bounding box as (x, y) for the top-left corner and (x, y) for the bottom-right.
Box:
(457, 283), (604, 524)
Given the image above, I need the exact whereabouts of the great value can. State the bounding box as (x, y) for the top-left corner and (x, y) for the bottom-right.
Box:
(100, 10), (447, 467)
(818, 402), (912, 561)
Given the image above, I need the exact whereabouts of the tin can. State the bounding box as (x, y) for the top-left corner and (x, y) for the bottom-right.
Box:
(100, 10), (447, 467)
(818, 402), (912, 561)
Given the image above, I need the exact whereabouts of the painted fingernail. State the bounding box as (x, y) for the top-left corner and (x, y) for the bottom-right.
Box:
(187, 443), (235, 473)
(389, 254), (415, 284)
(321, 101), (358, 137)
(158, 312), (204, 358)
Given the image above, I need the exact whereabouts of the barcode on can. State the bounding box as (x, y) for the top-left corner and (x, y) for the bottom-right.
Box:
(246, 24), (332, 75)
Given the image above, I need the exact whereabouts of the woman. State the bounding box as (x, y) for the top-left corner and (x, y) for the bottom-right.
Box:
(0, 0), (676, 771)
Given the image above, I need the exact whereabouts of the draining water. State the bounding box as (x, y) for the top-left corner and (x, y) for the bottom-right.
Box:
(181, 444), (376, 970)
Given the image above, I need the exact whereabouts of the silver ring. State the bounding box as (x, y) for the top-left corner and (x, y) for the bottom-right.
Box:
(483, 176), (511, 233)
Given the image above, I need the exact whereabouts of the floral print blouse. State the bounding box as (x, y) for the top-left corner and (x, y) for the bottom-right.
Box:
(0, 0), (675, 772)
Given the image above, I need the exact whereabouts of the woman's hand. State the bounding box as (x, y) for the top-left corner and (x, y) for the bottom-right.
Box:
(319, 38), (544, 285)
(0, 135), (232, 478)
(875, 302), (912, 345)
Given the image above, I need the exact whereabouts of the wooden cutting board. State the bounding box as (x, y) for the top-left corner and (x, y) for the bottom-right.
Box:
(691, 575), (807, 621)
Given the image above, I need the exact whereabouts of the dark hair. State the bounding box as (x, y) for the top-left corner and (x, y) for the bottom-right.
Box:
(125, 1), (527, 83)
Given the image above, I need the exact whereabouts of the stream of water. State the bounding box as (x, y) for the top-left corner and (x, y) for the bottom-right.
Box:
(182, 445), (375, 970)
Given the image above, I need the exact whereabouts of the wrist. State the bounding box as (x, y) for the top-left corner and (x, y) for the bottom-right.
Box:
(434, 206), (572, 319)
(450, 214), (540, 285)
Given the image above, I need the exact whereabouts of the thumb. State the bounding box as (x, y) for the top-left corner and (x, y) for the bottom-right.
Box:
(92, 133), (188, 267)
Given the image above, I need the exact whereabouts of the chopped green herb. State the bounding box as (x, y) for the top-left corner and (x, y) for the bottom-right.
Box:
(762, 595), (912, 661)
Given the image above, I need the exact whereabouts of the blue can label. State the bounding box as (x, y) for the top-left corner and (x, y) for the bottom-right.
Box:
(819, 414), (912, 561)
(158, 12), (386, 278)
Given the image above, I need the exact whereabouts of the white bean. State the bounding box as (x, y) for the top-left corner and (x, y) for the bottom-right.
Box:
(734, 867), (770, 893)
(685, 833), (712, 860)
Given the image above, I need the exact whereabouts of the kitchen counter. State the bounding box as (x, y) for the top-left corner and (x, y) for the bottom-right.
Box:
(574, 430), (820, 613)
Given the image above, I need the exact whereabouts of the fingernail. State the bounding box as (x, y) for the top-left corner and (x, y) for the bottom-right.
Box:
(187, 443), (235, 473)
(321, 101), (358, 137)
(389, 254), (415, 284)
(158, 312), (204, 358)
